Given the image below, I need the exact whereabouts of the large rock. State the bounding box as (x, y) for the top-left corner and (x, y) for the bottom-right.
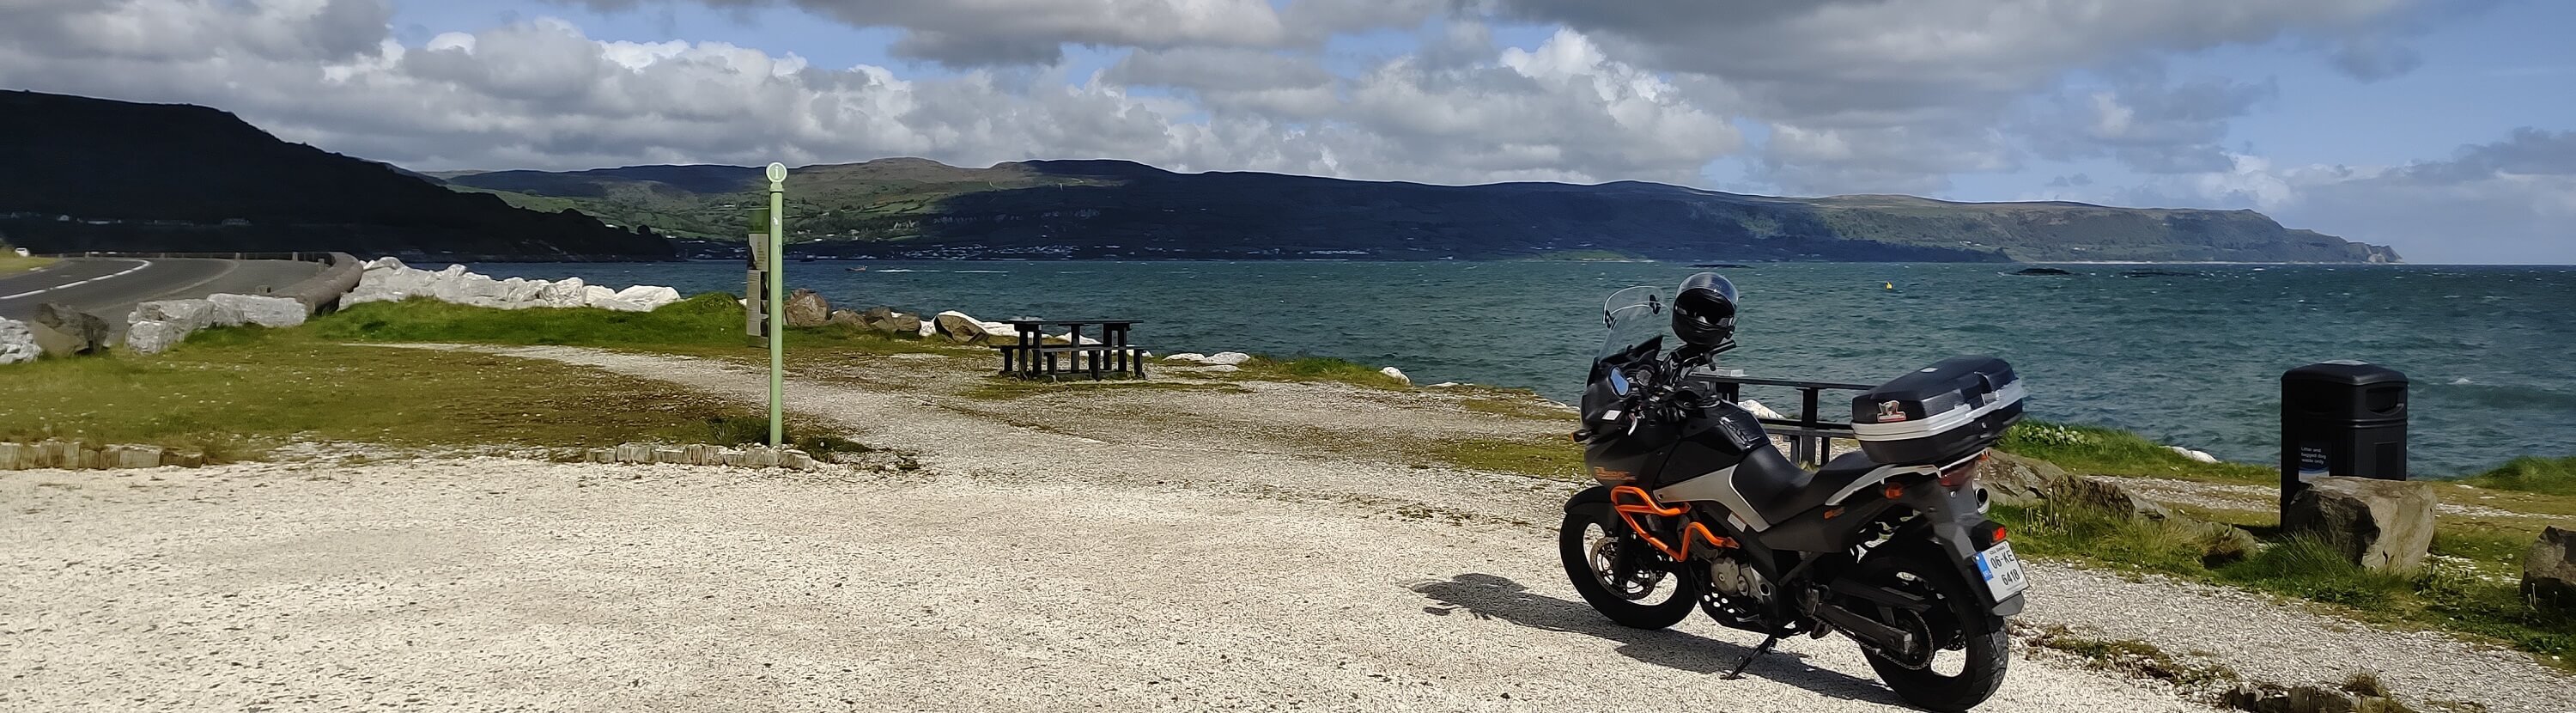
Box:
(1380, 366), (1411, 386)
(0, 317), (38, 364)
(783, 289), (831, 327)
(933, 310), (997, 343)
(207, 293), (307, 327)
(2525, 527), (2576, 610)
(123, 320), (191, 355)
(1202, 351), (1252, 366)
(884, 312), (923, 336)
(131, 299), (220, 332)
(613, 285), (682, 310)
(2284, 476), (2437, 570)
(826, 309), (866, 328)
(33, 302), (109, 354)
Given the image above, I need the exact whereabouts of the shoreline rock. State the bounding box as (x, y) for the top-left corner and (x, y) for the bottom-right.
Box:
(346, 258), (682, 312)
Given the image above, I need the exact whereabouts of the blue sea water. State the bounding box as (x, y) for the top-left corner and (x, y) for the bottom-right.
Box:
(468, 260), (2576, 477)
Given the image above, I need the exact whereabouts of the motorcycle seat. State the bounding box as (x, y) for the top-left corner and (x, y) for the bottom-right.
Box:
(1733, 449), (1885, 527)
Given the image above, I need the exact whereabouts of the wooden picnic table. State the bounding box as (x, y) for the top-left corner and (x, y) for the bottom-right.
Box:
(993, 319), (1147, 380)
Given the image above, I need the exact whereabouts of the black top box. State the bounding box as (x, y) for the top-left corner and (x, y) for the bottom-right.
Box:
(1850, 356), (2026, 466)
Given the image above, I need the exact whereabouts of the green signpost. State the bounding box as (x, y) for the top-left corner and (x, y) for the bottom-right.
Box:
(766, 162), (787, 448)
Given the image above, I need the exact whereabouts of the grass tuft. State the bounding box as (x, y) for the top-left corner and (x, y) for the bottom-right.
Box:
(2462, 456), (2576, 496)
(2025, 624), (2242, 687)
(1236, 356), (1408, 389)
(1427, 437), (1584, 479)
(1999, 420), (2273, 484)
(1992, 496), (2576, 667)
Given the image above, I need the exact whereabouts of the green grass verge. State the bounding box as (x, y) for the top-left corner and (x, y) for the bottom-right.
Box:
(0, 254), (56, 274)
(313, 294), (970, 357)
(2464, 456), (2576, 496)
(0, 326), (832, 457)
(1231, 356), (1410, 389)
(1999, 421), (2274, 484)
(1425, 437), (1584, 480)
(958, 379), (1250, 401)
(1993, 497), (2576, 667)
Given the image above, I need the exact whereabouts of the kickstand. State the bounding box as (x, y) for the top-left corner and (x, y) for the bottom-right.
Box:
(1722, 634), (1781, 679)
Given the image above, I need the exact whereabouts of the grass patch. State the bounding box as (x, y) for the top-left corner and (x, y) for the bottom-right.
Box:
(1461, 396), (1574, 421)
(1991, 495), (2576, 667)
(1232, 356), (1409, 389)
(2462, 456), (2576, 496)
(2000, 420), (2273, 484)
(959, 379), (1251, 401)
(1427, 437), (1583, 479)
(0, 253), (56, 274)
(698, 414), (873, 454)
(312, 294), (969, 357)
(0, 325), (835, 454)
(2024, 624), (2242, 687)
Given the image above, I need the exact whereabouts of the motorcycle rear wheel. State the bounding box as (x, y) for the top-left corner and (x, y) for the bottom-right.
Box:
(1854, 548), (2008, 712)
(1558, 503), (1697, 629)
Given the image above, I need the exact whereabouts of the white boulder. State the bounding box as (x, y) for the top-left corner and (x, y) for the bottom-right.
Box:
(614, 285), (683, 310)
(2166, 446), (2221, 464)
(536, 277), (590, 308)
(207, 294), (307, 327)
(0, 317), (38, 364)
(124, 320), (190, 355)
(130, 299), (220, 332)
(348, 258), (683, 313)
(1163, 352), (1209, 363)
(917, 320), (937, 338)
(1380, 367), (1411, 386)
(1202, 351), (1252, 366)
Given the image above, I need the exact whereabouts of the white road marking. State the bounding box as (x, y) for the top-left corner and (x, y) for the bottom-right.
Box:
(0, 259), (152, 300)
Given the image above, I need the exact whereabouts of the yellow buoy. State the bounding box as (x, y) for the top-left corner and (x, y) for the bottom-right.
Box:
(1883, 283), (1894, 289)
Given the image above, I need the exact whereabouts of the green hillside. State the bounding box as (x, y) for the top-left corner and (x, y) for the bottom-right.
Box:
(428, 158), (2399, 263)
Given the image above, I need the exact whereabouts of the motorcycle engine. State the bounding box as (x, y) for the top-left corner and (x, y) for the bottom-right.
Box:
(1705, 556), (1772, 603)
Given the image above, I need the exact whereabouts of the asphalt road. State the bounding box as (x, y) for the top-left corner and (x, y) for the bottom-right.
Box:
(0, 257), (322, 329)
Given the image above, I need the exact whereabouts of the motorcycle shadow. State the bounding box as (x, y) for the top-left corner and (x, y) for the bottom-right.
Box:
(1407, 573), (1901, 704)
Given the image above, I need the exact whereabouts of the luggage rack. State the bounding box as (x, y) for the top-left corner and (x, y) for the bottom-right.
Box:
(1683, 372), (1874, 467)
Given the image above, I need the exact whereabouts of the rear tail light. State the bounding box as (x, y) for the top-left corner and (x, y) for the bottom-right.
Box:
(1971, 520), (2008, 549)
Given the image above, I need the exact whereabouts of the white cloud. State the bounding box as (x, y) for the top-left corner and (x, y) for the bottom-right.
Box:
(2116, 130), (2576, 263)
(0, 0), (1733, 186)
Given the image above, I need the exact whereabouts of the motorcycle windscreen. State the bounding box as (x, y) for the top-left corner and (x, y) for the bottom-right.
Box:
(1595, 285), (1674, 363)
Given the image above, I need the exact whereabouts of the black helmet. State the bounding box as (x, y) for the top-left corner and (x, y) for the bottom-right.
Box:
(1671, 272), (1738, 350)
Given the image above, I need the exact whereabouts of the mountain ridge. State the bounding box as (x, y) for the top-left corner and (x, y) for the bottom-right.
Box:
(435, 158), (2400, 264)
(0, 90), (675, 261)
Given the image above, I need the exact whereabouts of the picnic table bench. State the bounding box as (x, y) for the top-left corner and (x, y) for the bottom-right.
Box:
(992, 320), (1149, 380)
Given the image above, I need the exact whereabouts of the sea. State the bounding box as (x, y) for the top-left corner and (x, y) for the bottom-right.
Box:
(465, 259), (2576, 478)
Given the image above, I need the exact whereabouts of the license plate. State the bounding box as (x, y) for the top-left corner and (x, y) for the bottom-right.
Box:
(1973, 541), (2029, 600)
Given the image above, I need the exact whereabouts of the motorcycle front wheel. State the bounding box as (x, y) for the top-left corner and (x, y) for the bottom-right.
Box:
(1853, 547), (2009, 712)
(1558, 503), (1696, 629)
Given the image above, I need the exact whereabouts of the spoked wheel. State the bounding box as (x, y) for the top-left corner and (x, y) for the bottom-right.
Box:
(1852, 548), (2009, 712)
(1558, 503), (1697, 629)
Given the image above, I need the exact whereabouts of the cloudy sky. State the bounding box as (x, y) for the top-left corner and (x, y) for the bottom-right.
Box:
(2, 0), (2569, 262)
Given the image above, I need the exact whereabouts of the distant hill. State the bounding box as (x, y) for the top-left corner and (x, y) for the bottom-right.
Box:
(0, 91), (674, 260)
(437, 158), (2399, 263)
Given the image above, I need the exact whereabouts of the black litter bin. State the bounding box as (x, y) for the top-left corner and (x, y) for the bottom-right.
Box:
(2280, 361), (2408, 507)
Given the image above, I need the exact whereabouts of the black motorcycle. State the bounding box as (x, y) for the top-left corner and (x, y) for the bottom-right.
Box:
(1562, 274), (2029, 711)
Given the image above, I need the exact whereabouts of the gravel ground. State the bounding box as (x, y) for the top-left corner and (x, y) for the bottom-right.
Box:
(6, 344), (2567, 712)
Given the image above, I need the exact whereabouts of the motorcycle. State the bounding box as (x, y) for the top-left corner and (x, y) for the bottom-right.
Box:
(1562, 276), (2030, 712)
